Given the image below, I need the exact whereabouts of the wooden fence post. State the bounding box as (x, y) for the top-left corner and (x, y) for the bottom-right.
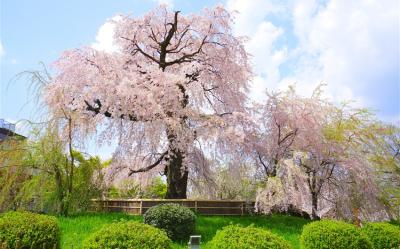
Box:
(139, 200), (143, 214)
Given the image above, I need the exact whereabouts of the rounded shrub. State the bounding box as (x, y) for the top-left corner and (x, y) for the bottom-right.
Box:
(143, 203), (196, 241)
(82, 221), (172, 249)
(209, 225), (292, 249)
(0, 211), (60, 249)
(361, 222), (400, 249)
(300, 220), (372, 249)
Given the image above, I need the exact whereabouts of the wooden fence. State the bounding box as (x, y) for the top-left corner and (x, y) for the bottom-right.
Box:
(91, 199), (256, 215)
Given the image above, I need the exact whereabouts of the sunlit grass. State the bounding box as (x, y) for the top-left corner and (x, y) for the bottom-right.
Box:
(58, 212), (142, 248)
(58, 213), (311, 249)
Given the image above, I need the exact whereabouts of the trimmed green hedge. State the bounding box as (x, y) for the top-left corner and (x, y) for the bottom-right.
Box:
(82, 221), (171, 249)
(0, 211), (60, 249)
(300, 220), (372, 249)
(361, 222), (400, 249)
(209, 224), (292, 249)
(144, 203), (196, 241)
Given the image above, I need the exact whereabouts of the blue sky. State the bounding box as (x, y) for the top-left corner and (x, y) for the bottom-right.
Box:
(1, 0), (399, 158)
(0, 0), (217, 122)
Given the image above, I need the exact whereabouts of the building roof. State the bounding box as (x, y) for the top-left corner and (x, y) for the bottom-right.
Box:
(0, 126), (26, 141)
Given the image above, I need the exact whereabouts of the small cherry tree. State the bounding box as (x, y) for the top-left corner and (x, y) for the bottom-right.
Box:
(252, 88), (303, 177)
(253, 87), (326, 217)
(295, 104), (387, 220)
(44, 6), (251, 198)
(254, 86), (385, 220)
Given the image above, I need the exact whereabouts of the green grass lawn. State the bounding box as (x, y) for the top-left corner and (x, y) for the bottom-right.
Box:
(58, 212), (310, 249)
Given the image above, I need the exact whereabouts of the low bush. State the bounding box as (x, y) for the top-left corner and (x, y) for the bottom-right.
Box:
(209, 224), (292, 249)
(361, 222), (400, 249)
(143, 203), (196, 241)
(300, 220), (372, 249)
(82, 221), (171, 249)
(0, 211), (60, 249)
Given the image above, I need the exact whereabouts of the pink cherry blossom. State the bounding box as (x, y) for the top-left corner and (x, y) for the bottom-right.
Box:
(44, 5), (252, 198)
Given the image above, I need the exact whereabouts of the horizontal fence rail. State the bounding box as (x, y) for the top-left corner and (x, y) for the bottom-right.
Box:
(91, 199), (256, 215)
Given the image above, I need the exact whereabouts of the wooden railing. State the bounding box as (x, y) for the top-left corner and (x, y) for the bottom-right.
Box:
(91, 199), (256, 215)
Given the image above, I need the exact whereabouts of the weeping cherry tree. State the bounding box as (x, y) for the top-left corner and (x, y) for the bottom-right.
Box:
(44, 6), (251, 198)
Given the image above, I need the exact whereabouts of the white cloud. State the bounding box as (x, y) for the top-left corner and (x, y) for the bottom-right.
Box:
(290, 0), (398, 109)
(92, 16), (122, 53)
(227, 0), (287, 102)
(227, 0), (284, 35)
(11, 58), (17, 64)
(246, 21), (287, 102)
(226, 0), (399, 117)
(154, 0), (174, 8)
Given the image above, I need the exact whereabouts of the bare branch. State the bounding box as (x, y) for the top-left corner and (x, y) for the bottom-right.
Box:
(128, 151), (168, 175)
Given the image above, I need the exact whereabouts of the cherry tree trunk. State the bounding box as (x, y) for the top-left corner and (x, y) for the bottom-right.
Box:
(311, 192), (319, 220)
(165, 149), (188, 199)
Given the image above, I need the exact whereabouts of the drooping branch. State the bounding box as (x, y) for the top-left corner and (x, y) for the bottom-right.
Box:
(128, 151), (168, 176)
(278, 128), (298, 146)
(84, 99), (162, 122)
(318, 163), (336, 193)
(84, 100), (113, 118)
(257, 151), (269, 174)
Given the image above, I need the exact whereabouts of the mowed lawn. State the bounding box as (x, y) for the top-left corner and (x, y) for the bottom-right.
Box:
(58, 213), (311, 249)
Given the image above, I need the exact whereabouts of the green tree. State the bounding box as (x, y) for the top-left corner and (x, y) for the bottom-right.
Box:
(141, 177), (167, 198)
(368, 124), (400, 218)
(0, 135), (30, 211)
(0, 125), (106, 215)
